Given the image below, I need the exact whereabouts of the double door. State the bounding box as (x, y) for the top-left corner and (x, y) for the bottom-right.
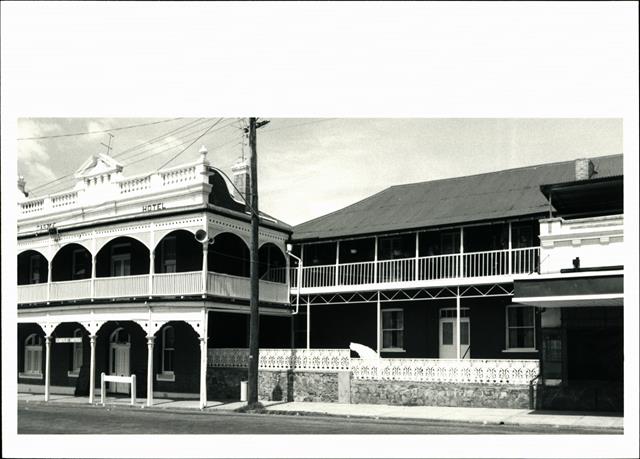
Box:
(439, 308), (470, 359)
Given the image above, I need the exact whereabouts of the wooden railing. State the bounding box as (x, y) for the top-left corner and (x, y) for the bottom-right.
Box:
(18, 271), (288, 304)
(291, 247), (540, 290)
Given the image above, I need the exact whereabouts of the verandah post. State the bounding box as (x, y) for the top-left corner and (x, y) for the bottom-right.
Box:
(508, 221), (513, 274)
(456, 286), (461, 360)
(376, 290), (381, 355)
(44, 335), (52, 402)
(89, 334), (97, 404)
(146, 335), (154, 407)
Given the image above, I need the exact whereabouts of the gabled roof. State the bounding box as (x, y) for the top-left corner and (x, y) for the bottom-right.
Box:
(292, 154), (623, 241)
(74, 153), (123, 179)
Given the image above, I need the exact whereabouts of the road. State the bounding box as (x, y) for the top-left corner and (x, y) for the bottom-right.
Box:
(18, 402), (612, 435)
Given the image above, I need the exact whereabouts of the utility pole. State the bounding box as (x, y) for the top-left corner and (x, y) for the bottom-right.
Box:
(247, 117), (269, 407)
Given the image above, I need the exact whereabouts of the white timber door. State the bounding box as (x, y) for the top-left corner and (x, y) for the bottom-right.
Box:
(109, 328), (131, 393)
(439, 308), (470, 359)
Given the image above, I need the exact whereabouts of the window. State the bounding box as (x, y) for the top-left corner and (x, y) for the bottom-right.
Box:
(29, 254), (41, 284)
(71, 248), (89, 279)
(160, 236), (177, 273)
(506, 306), (536, 350)
(69, 328), (83, 377)
(23, 334), (43, 377)
(160, 326), (175, 377)
(110, 243), (131, 276)
(382, 309), (404, 351)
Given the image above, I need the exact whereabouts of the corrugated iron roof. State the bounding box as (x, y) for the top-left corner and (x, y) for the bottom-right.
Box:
(292, 154), (623, 241)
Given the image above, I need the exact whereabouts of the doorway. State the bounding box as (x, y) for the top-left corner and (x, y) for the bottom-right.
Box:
(439, 308), (470, 359)
(109, 328), (131, 393)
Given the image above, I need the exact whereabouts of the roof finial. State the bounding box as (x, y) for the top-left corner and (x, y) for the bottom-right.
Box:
(199, 144), (208, 162)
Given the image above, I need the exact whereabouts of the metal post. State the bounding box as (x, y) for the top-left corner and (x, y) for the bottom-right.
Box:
(376, 291), (381, 355)
(149, 251), (154, 296)
(200, 309), (208, 410)
(131, 374), (137, 405)
(456, 286), (461, 360)
(47, 260), (52, 302)
(89, 335), (97, 404)
(459, 227), (464, 278)
(306, 297), (311, 349)
(44, 335), (51, 402)
(90, 255), (96, 299)
(202, 243), (208, 296)
(373, 236), (379, 283)
(101, 372), (105, 405)
(146, 335), (154, 407)
(335, 240), (340, 286)
(508, 221), (513, 275)
(415, 232), (419, 281)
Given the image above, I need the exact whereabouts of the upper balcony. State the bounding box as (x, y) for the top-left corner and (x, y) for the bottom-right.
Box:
(17, 228), (290, 307)
(289, 221), (542, 294)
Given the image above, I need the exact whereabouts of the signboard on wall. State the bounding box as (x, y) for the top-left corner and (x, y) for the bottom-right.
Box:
(55, 337), (82, 343)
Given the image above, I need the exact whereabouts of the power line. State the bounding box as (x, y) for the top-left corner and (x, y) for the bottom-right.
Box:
(18, 118), (184, 140)
(260, 118), (337, 133)
(156, 119), (225, 171)
(27, 119), (214, 193)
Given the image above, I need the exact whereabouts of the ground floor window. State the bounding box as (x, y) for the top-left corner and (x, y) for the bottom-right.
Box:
(157, 325), (175, 381)
(24, 334), (43, 376)
(382, 309), (404, 351)
(506, 305), (536, 350)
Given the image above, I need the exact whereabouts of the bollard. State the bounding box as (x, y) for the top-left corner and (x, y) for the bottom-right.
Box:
(100, 372), (106, 405)
(240, 381), (248, 402)
(131, 374), (136, 405)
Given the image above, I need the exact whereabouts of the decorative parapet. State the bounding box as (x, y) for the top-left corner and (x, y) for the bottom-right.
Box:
(350, 358), (539, 385)
(208, 348), (351, 372)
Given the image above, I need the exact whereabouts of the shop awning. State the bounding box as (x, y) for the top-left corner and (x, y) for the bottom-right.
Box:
(513, 273), (623, 308)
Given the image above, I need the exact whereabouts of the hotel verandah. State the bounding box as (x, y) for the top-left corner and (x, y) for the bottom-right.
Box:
(16, 148), (623, 412)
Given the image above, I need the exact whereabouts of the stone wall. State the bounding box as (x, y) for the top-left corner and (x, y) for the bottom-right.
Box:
(351, 380), (531, 409)
(207, 367), (341, 402)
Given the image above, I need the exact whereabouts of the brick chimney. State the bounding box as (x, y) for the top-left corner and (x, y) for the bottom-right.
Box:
(231, 157), (250, 202)
(575, 158), (595, 181)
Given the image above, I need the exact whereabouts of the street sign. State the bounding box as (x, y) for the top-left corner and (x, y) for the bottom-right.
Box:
(55, 337), (82, 343)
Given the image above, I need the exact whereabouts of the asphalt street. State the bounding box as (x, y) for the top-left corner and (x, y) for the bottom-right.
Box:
(18, 402), (611, 435)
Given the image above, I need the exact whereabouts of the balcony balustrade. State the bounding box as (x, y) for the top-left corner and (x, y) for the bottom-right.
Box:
(17, 271), (288, 305)
(289, 246), (540, 290)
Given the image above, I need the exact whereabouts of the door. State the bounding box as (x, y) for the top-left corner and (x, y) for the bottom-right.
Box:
(109, 343), (131, 393)
(111, 254), (131, 277)
(439, 308), (470, 358)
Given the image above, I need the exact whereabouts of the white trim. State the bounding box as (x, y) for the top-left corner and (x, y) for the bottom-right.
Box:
(515, 293), (624, 303)
(381, 308), (405, 352)
(19, 373), (43, 380)
(501, 348), (538, 353)
(505, 305), (536, 351)
(67, 370), (80, 378)
(512, 270), (623, 281)
(156, 372), (175, 382)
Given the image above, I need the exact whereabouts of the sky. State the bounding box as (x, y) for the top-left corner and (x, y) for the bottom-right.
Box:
(17, 118), (623, 226)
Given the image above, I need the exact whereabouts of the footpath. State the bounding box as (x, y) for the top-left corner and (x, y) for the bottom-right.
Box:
(18, 392), (623, 432)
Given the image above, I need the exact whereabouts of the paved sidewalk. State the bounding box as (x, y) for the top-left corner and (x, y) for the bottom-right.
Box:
(18, 393), (623, 432)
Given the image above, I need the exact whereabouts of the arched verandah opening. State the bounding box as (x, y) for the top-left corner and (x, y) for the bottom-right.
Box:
(208, 232), (250, 277)
(258, 243), (287, 283)
(18, 250), (48, 285)
(95, 236), (150, 277)
(154, 230), (202, 273)
(51, 243), (92, 282)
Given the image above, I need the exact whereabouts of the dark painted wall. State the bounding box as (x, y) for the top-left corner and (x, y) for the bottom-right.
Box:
(309, 303), (377, 350)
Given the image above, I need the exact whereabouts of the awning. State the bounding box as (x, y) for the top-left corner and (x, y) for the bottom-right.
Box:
(513, 273), (623, 308)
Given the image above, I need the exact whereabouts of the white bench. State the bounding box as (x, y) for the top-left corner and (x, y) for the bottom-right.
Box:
(100, 372), (137, 406)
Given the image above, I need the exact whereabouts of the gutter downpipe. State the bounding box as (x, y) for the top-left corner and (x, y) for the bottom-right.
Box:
(286, 244), (302, 315)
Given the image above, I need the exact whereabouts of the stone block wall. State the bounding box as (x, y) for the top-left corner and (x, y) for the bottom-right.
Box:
(351, 380), (531, 409)
(207, 367), (341, 402)
(536, 381), (623, 412)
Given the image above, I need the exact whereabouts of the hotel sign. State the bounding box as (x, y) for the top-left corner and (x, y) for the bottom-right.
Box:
(141, 202), (166, 213)
(55, 337), (82, 343)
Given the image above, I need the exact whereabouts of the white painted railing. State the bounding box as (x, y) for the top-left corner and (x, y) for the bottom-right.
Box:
(207, 272), (289, 304)
(119, 175), (152, 194)
(50, 190), (78, 209)
(17, 283), (48, 303)
(94, 274), (149, 298)
(292, 247), (540, 289)
(153, 271), (202, 295)
(18, 270), (290, 304)
(351, 358), (540, 385)
(49, 279), (92, 301)
(208, 348), (351, 371)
